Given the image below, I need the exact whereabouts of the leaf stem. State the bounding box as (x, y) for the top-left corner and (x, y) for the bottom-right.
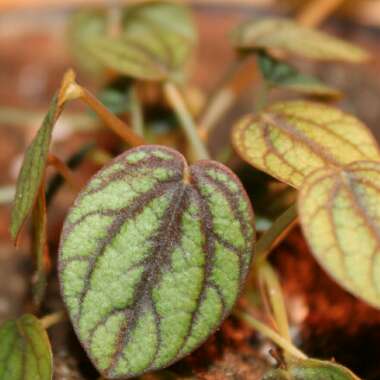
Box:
(78, 86), (146, 147)
(254, 203), (298, 266)
(47, 154), (82, 192)
(235, 310), (307, 360)
(296, 0), (345, 27)
(198, 56), (259, 140)
(40, 310), (66, 329)
(130, 85), (145, 136)
(259, 262), (291, 342)
(163, 82), (210, 161)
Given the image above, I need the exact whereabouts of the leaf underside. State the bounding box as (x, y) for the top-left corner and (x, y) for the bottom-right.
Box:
(232, 18), (369, 63)
(0, 314), (52, 380)
(263, 358), (361, 380)
(58, 145), (255, 379)
(232, 101), (380, 188)
(298, 161), (380, 309)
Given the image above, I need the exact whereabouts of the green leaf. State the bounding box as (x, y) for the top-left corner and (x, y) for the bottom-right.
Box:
(67, 10), (107, 75)
(10, 71), (77, 243)
(0, 314), (53, 380)
(232, 18), (369, 63)
(263, 358), (361, 380)
(86, 2), (197, 82)
(257, 52), (341, 97)
(298, 160), (380, 309)
(58, 145), (255, 379)
(232, 101), (380, 188)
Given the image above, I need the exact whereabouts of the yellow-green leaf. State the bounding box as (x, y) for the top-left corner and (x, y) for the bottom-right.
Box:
(232, 18), (369, 63)
(0, 314), (53, 380)
(257, 52), (341, 98)
(10, 71), (77, 243)
(298, 161), (380, 309)
(263, 358), (361, 380)
(86, 2), (197, 82)
(232, 101), (380, 188)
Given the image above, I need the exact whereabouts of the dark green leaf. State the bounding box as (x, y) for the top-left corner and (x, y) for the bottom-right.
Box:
(0, 314), (53, 380)
(232, 18), (369, 63)
(263, 358), (361, 380)
(257, 52), (341, 97)
(86, 2), (197, 82)
(10, 71), (77, 243)
(58, 145), (255, 379)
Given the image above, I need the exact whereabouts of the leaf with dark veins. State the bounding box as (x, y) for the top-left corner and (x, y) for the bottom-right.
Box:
(58, 145), (255, 379)
(298, 161), (380, 309)
(232, 101), (380, 188)
(0, 314), (53, 380)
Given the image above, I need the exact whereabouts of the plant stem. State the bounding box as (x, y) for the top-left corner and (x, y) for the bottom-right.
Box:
(47, 154), (82, 192)
(163, 82), (210, 161)
(259, 262), (291, 342)
(254, 203), (298, 266)
(78, 86), (146, 147)
(130, 85), (145, 136)
(235, 310), (307, 360)
(198, 56), (259, 140)
(296, 0), (345, 27)
(40, 310), (66, 329)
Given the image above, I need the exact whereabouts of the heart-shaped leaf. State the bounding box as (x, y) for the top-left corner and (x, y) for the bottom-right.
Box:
(232, 101), (380, 188)
(298, 160), (380, 308)
(58, 145), (255, 378)
(231, 18), (369, 63)
(263, 358), (361, 380)
(85, 2), (197, 82)
(0, 314), (53, 380)
(257, 52), (341, 97)
(11, 71), (78, 243)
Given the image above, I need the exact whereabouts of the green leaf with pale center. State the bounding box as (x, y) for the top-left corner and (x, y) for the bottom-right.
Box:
(10, 70), (77, 243)
(298, 160), (380, 309)
(257, 52), (341, 97)
(85, 2), (197, 82)
(58, 145), (255, 379)
(232, 101), (380, 188)
(0, 314), (53, 380)
(231, 18), (369, 63)
(263, 358), (361, 380)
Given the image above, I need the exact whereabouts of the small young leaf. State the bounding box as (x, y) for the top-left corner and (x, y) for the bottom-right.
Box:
(0, 314), (53, 380)
(232, 18), (369, 63)
(58, 145), (254, 379)
(86, 2), (197, 82)
(263, 358), (361, 380)
(298, 161), (380, 309)
(232, 101), (380, 188)
(10, 71), (77, 243)
(257, 52), (341, 97)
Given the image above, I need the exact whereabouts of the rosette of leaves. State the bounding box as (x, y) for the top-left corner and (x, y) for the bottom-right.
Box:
(232, 100), (380, 308)
(58, 145), (255, 378)
(72, 1), (197, 83)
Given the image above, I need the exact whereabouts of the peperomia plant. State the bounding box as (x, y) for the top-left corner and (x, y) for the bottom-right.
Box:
(2, 1), (379, 380)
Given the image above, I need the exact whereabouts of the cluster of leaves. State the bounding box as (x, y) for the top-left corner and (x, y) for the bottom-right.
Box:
(2, 1), (378, 380)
